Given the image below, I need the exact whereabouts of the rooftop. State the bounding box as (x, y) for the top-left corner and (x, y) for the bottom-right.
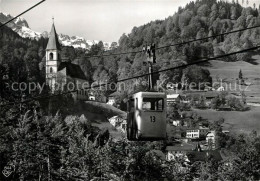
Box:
(167, 94), (182, 99)
(187, 150), (222, 162)
(166, 143), (195, 151)
(58, 62), (86, 80)
(133, 92), (166, 98)
(186, 126), (209, 131)
(186, 127), (200, 130)
(186, 91), (220, 99)
(109, 91), (122, 97)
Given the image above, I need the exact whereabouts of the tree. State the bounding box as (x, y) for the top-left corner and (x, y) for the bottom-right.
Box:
(239, 69), (243, 79)
(231, 6), (238, 19)
(110, 42), (118, 49)
(219, 6), (227, 19)
(197, 4), (210, 17)
(196, 96), (207, 109)
(181, 65), (212, 90)
(211, 92), (228, 110)
(227, 96), (245, 111)
(158, 60), (183, 90)
(238, 69), (245, 85)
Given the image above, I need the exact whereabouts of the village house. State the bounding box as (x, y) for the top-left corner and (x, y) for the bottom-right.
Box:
(203, 92), (219, 106)
(167, 94), (183, 105)
(108, 116), (123, 127)
(107, 91), (121, 106)
(172, 119), (188, 127)
(217, 86), (225, 91)
(186, 129), (200, 139)
(204, 85), (215, 91)
(186, 126), (209, 139)
(120, 119), (127, 133)
(218, 105), (232, 111)
(166, 142), (222, 163)
(206, 130), (230, 150)
(165, 143), (194, 161)
(206, 131), (216, 150)
(108, 115), (127, 133)
(185, 91), (219, 106)
(172, 120), (181, 127)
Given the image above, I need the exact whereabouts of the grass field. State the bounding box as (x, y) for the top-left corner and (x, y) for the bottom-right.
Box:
(193, 107), (260, 134)
(203, 54), (260, 103)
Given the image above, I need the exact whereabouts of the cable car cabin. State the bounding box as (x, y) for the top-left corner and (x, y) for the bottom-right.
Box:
(127, 92), (166, 141)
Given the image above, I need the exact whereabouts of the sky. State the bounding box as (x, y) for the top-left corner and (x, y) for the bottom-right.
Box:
(0, 0), (259, 42)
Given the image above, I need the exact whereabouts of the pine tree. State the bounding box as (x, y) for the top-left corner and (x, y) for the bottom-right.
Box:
(239, 69), (243, 79)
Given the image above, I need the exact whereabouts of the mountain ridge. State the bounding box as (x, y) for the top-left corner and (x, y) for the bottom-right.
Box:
(0, 12), (116, 50)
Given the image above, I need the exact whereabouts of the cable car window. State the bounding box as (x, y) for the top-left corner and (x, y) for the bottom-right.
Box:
(142, 98), (164, 111)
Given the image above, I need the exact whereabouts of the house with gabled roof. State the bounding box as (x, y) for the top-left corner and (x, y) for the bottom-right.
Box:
(166, 142), (222, 163)
(186, 126), (209, 139)
(167, 94), (184, 104)
(166, 143), (195, 161)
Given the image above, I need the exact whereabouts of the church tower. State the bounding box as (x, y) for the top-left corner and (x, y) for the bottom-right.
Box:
(46, 20), (61, 90)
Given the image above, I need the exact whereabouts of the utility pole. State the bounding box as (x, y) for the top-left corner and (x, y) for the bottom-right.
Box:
(148, 62), (153, 91)
(143, 43), (156, 91)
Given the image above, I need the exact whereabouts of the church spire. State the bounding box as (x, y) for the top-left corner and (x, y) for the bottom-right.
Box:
(46, 20), (61, 50)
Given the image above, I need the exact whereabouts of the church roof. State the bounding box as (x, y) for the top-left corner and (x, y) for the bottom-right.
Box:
(46, 23), (61, 50)
(58, 62), (86, 80)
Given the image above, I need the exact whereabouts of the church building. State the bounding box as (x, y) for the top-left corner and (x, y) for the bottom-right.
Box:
(45, 22), (88, 101)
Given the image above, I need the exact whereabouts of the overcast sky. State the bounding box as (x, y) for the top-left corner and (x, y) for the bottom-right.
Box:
(0, 0), (259, 42)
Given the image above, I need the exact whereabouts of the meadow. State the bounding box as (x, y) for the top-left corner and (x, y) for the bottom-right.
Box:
(194, 107), (260, 134)
(204, 54), (260, 103)
(193, 54), (260, 134)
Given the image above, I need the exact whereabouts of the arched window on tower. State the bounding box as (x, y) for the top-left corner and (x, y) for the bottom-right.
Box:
(49, 52), (54, 60)
(50, 67), (53, 73)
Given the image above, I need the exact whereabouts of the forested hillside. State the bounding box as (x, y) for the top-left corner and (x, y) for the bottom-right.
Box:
(79, 0), (260, 101)
(2, 0), (260, 103)
(0, 23), (48, 103)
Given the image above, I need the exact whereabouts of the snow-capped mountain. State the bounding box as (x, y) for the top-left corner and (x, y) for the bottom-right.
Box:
(0, 12), (116, 50)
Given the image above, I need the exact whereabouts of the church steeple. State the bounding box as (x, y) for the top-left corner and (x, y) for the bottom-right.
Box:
(46, 22), (61, 50)
(45, 19), (61, 91)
